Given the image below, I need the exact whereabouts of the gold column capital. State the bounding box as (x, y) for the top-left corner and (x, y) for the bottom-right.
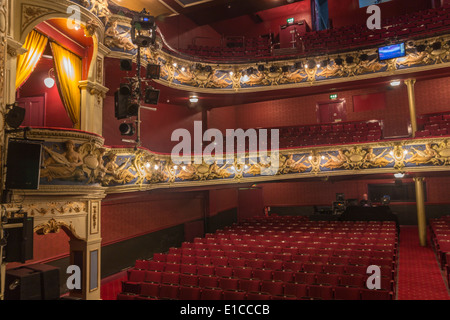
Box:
(404, 78), (417, 86)
(413, 176), (425, 182)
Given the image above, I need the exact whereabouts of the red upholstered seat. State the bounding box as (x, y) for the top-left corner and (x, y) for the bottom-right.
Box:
(200, 287), (223, 300)
(223, 290), (247, 300)
(179, 286), (202, 300)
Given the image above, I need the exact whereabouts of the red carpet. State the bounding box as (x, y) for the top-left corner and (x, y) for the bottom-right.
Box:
(397, 226), (450, 300)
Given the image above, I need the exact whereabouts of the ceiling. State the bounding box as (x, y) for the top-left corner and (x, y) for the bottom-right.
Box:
(110, 0), (305, 25)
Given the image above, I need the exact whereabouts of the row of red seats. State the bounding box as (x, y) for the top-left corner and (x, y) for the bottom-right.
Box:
(301, 7), (450, 55)
(118, 218), (398, 300)
(416, 112), (450, 137)
(429, 216), (450, 288)
(125, 268), (394, 289)
(118, 282), (393, 301)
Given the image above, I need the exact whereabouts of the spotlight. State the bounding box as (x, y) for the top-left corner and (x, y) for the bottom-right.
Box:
(131, 10), (156, 47)
(119, 123), (135, 136)
(146, 63), (161, 79)
(394, 173), (405, 179)
(144, 87), (160, 105)
(133, 35), (154, 47)
(4, 103), (26, 129)
(120, 59), (133, 71)
(390, 80), (401, 87)
(119, 83), (133, 96)
(189, 96), (199, 103)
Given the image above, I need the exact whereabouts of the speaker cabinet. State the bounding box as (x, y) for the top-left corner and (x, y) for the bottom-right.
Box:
(4, 216), (34, 263)
(5, 267), (42, 300)
(5, 140), (42, 190)
(27, 264), (60, 300)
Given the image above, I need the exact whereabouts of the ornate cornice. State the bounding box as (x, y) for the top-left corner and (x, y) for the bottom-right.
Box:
(79, 80), (109, 98)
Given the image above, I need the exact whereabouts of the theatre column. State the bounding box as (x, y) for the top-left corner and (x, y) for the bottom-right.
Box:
(405, 79), (418, 138)
(79, 43), (110, 136)
(68, 200), (102, 300)
(414, 177), (427, 247)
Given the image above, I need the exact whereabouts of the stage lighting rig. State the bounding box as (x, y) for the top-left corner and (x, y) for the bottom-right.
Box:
(115, 9), (161, 147)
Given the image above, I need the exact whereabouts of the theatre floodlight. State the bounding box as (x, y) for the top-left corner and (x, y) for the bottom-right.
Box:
(145, 87), (160, 105)
(120, 59), (133, 71)
(119, 123), (135, 136)
(146, 63), (161, 79)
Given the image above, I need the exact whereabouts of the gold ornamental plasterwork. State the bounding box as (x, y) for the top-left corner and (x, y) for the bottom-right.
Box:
(20, 3), (58, 33)
(34, 218), (82, 240)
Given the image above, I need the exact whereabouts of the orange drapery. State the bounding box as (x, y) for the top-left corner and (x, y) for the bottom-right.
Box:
(15, 30), (48, 89)
(50, 42), (82, 129)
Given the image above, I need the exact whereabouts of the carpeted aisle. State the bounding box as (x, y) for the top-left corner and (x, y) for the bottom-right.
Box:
(397, 226), (450, 300)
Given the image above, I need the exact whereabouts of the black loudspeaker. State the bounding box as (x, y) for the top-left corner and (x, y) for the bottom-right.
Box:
(4, 216), (34, 263)
(120, 59), (133, 71)
(5, 267), (42, 300)
(115, 90), (139, 119)
(5, 105), (26, 129)
(147, 63), (161, 79)
(27, 264), (60, 300)
(5, 140), (42, 190)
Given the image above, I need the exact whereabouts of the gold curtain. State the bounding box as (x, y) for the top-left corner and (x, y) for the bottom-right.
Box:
(50, 42), (82, 129)
(15, 30), (48, 89)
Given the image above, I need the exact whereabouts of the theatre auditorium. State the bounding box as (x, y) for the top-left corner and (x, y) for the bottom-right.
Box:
(0, 0), (449, 302)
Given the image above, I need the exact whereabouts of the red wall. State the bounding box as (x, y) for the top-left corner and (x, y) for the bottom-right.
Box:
(101, 191), (205, 245)
(328, 0), (431, 28)
(209, 188), (239, 217)
(208, 76), (450, 137)
(102, 96), (202, 153)
(16, 57), (73, 128)
(210, 1), (312, 39)
(157, 14), (222, 49)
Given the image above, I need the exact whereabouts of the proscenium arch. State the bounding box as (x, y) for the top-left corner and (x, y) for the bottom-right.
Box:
(15, 1), (104, 79)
